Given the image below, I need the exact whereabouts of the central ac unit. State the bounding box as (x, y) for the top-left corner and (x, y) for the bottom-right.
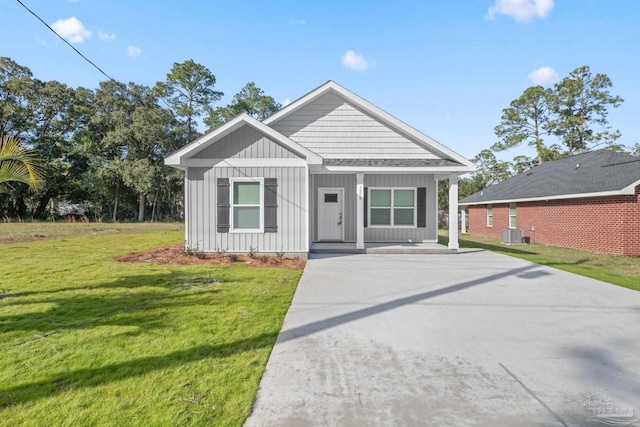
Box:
(502, 229), (524, 244)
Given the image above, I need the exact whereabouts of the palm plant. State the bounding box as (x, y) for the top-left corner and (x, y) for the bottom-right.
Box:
(0, 134), (44, 191)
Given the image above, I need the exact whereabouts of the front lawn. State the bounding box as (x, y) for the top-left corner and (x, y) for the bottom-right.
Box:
(440, 231), (640, 292)
(0, 224), (302, 426)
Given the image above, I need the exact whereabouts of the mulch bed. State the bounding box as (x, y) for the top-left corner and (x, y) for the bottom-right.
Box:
(114, 243), (306, 270)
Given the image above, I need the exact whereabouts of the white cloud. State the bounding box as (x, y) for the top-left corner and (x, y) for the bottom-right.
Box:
(282, 98), (291, 107)
(288, 19), (306, 25)
(51, 17), (91, 43)
(341, 50), (371, 72)
(529, 66), (559, 85)
(127, 45), (142, 58)
(487, 0), (554, 22)
(98, 31), (115, 41)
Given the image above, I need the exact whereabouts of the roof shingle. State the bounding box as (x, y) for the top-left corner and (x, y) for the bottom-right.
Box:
(459, 149), (640, 205)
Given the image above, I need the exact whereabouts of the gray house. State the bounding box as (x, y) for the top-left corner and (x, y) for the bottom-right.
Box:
(165, 81), (475, 256)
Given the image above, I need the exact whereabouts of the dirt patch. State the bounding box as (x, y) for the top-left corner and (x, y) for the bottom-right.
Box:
(114, 243), (306, 270)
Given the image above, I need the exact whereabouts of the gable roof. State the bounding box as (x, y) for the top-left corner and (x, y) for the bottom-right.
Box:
(164, 113), (323, 169)
(264, 81), (475, 171)
(459, 150), (640, 205)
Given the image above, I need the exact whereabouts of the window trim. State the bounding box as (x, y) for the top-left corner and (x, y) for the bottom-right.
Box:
(230, 177), (264, 233)
(367, 187), (417, 228)
(509, 203), (517, 229)
(487, 204), (493, 227)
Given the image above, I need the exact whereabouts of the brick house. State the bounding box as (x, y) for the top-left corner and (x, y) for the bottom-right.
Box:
(459, 150), (640, 256)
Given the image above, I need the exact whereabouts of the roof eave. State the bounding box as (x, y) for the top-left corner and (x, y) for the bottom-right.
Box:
(164, 113), (323, 168)
(459, 185), (639, 206)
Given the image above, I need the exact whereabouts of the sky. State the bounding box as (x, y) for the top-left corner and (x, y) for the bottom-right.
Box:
(2, 0), (639, 161)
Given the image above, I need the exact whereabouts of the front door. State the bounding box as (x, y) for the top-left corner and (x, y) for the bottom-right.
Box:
(318, 188), (343, 241)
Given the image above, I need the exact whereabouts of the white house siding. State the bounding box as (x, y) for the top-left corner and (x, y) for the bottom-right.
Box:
(186, 166), (308, 253)
(192, 125), (298, 159)
(311, 174), (357, 241)
(270, 92), (438, 160)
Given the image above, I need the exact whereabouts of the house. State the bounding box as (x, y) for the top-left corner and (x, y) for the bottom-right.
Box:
(459, 149), (640, 256)
(165, 81), (475, 256)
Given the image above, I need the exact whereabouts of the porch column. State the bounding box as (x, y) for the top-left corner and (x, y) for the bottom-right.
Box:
(356, 173), (365, 249)
(448, 173), (459, 250)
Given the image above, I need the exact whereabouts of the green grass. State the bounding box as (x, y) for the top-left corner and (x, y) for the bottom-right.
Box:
(0, 224), (302, 426)
(440, 231), (640, 292)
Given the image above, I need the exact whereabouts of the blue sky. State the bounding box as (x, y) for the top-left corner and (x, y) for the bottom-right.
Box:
(2, 0), (639, 160)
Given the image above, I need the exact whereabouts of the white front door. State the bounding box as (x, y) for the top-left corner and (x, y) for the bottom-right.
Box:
(318, 188), (344, 241)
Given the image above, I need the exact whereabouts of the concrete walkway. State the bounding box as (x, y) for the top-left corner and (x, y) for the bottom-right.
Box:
(245, 250), (640, 426)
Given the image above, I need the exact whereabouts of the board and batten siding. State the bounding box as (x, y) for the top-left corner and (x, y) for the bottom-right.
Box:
(186, 166), (308, 253)
(192, 125), (298, 159)
(311, 173), (438, 243)
(270, 92), (439, 160)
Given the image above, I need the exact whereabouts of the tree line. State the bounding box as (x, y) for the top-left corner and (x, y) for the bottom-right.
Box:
(2, 58), (635, 220)
(0, 57), (280, 221)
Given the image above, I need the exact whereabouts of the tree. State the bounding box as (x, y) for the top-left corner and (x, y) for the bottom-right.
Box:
(0, 57), (36, 138)
(471, 149), (512, 188)
(154, 60), (222, 144)
(492, 86), (554, 165)
(0, 134), (43, 191)
(205, 82), (281, 130)
(550, 65), (623, 153)
(94, 81), (179, 221)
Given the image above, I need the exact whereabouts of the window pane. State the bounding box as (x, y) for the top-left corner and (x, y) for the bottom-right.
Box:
(234, 206), (260, 229)
(370, 208), (391, 225)
(324, 193), (338, 203)
(394, 190), (414, 207)
(394, 208), (414, 225)
(234, 182), (260, 205)
(370, 190), (391, 207)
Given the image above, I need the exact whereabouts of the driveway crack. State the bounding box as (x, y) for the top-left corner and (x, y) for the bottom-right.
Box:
(499, 362), (568, 427)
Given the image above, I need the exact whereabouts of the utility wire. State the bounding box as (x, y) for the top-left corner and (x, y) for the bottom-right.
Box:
(15, 0), (117, 83)
(15, 0), (174, 112)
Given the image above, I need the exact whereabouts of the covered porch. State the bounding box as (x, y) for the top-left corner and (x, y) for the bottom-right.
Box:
(311, 169), (462, 252)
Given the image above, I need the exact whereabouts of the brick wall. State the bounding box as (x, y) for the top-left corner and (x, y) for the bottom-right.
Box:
(467, 185), (640, 256)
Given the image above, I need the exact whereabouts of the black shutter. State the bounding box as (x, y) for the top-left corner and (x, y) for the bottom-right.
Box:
(417, 187), (426, 228)
(264, 178), (278, 233)
(363, 187), (368, 228)
(217, 178), (230, 233)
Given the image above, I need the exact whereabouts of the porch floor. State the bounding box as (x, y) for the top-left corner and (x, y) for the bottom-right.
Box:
(310, 242), (456, 255)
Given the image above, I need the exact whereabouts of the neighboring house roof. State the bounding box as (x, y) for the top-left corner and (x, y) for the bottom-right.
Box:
(164, 113), (323, 169)
(459, 149), (640, 205)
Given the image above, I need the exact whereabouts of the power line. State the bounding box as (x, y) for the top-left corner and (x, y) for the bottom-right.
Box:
(14, 0), (174, 112)
(15, 0), (118, 83)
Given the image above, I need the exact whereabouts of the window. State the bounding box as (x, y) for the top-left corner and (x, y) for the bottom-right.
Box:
(369, 188), (415, 227)
(231, 179), (262, 232)
(487, 205), (493, 227)
(509, 203), (517, 229)
(324, 193), (338, 203)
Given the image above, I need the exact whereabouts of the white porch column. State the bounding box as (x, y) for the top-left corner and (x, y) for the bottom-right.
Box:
(356, 173), (365, 249)
(448, 173), (459, 250)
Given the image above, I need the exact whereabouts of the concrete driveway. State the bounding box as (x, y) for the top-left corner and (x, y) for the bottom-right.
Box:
(245, 250), (640, 426)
